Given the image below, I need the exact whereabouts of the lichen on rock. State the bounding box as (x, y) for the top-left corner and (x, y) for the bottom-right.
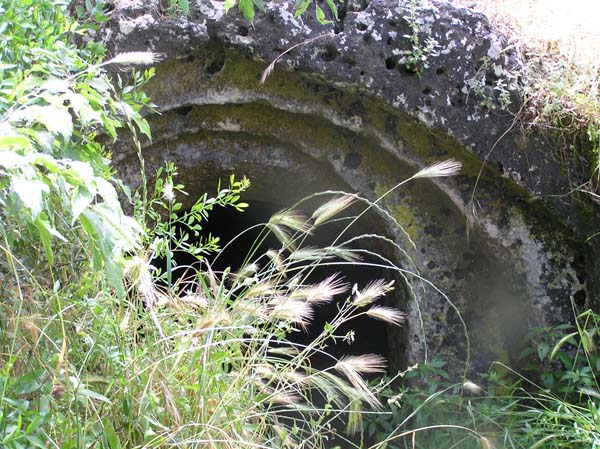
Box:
(104, 0), (598, 376)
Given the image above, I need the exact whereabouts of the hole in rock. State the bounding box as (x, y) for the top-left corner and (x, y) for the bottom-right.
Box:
(496, 160), (504, 174)
(385, 56), (397, 70)
(157, 199), (395, 375)
(355, 22), (368, 32)
(174, 105), (193, 116)
(205, 55), (225, 75)
(320, 44), (339, 62)
(574, 289), (587, 308)
(356, 0), (370, 12)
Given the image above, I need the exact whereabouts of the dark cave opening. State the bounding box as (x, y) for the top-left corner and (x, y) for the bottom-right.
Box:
(160, 198), (397, 375)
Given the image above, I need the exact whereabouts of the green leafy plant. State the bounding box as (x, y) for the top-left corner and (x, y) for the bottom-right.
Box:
(0, 1), (156, 447)
(0, 0), (157, 293)
(223, 0), (340, 25)
(143, 162), (250, 287)
(0, 3), (475, 449)
(362, 308), (600, 449)
(162, 0), (191, 16)
(361, 361), (511, 449)
(399, 0), (439, 75)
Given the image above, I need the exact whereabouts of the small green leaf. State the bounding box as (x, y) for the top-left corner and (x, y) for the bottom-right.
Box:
(325, 0), (339, 19)
(294, 0), (311, 17)
(11, 105), (73, 140)
(315, 5), (332, 25)
(0, 135), (31, 150)
(65, 92), (102, 125)
(14, 370), (43, 395)
(71, 185), (94, 224)
(251, 0), (265, 12)
(224, 0), (236, 12)
(77, 388), (111, 404)
(12, 177), (48, 219)
(34, 214), (55, 265)
(103, 418), (122, 449)
(0, 150), (25, 168)
(94, 178), (120, 211)
(25, 436), (47, 449)
(537, 341), (550, 361)
(179, 0), (190, 15)
(238, 0), (255, 23)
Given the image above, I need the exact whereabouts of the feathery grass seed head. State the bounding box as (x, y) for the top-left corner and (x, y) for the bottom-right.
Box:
(366, 306), (406, 326)
(105, 51), (163, 66)
(268, 209), (310, 248)
(413, 158), (463, 179)
(334, 355), (386, 409)
(311, 195), (355, 226)
(270, 298), (314, 329)
(352, 279), (395, 307)
(463, 380), (484, 395)
(335, 354), (387, 374)
(292, 274), (348, 304)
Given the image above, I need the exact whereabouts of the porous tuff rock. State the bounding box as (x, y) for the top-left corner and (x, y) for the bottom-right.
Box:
(103, 0), (599, 375)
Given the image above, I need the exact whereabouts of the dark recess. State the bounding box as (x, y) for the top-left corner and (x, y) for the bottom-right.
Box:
(157, 199), (392, 372)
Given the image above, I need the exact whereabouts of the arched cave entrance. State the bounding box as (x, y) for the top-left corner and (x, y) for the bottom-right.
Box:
(163, 192), (408, 375)
(112, 44), (584, 377)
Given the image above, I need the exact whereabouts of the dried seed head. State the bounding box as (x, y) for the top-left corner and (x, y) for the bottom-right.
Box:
(179, 293), (209, 309)
(352, 279), (395, 307)
(463, 380), (484, 395)
(268, 209), (310, 248)
(283, 370), (309, 387)
(162, 181), (175, 202)
(270, 298), (314, 328)
(245, 282), (278, 298)
(266, 249), (285, 274)
(292, 274), (348, 304)
(104, 52), (162, 66)
(268, 392), (302, 405)
(335, 354), (387, 374)
(366, 306), (406, 326)
(334, 355), (386, 408)
(413, 158), (462, 179)
(311, 195), (355, 226)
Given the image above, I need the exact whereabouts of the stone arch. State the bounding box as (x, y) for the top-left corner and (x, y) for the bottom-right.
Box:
(107, 1), (591, 375)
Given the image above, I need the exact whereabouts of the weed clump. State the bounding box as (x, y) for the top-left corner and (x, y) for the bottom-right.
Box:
(455, 0), (600, 187)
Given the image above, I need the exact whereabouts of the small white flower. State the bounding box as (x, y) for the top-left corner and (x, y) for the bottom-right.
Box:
(463, 380), (484, 395)
(343, 330), (355, 344)
(163, 181), (175, 202)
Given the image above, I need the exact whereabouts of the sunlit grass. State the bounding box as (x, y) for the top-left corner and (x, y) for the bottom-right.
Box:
(454, 0), (600, 181)
(455, 0), (600, 65)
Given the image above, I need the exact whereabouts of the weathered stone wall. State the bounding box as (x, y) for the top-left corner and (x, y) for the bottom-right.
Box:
(104, 0), (598, 376)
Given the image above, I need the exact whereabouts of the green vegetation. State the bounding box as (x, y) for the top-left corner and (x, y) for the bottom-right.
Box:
(0, 2), (423, 448)
(364, 307), (600, 449)
(398, 0), (440, 76)
(220, 0), (339, 25)
(456, 0), (600, 190)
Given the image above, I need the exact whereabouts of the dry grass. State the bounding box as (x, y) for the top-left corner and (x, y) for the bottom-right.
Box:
(452, 0), (600, 181)
(453, 0), (600, 66)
